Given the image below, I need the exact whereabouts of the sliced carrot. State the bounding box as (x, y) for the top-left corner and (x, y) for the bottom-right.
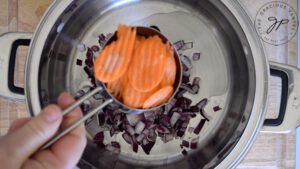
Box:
(136, 35), (146, 42)
(122, 83), (157, 109)
(94, 25), (136, 83)
(160, 44), (176, 87)
(143, 86), (174, 109)
(128, 35), (167, 92)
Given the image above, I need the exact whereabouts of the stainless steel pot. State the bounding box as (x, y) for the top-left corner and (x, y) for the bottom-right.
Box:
(0, 0), (299, 169)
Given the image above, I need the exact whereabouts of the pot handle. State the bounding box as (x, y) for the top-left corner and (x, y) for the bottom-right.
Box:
(0, 32), (32, 102)
(261, 61), (300, 133)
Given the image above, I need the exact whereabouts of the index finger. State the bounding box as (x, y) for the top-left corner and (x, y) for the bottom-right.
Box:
(51, 93), (87, 166)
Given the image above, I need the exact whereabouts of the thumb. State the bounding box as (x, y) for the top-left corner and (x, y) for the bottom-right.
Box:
(2, 105), (63, 167)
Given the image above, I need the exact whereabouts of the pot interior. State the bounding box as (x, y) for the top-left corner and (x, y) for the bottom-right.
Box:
(38, 0), (256, 168)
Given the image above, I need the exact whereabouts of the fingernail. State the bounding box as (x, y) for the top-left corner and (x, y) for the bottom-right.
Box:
(41, 106), (62, 123)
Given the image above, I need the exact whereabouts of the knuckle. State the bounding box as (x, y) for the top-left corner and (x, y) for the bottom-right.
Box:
(25, 121), (47, 139)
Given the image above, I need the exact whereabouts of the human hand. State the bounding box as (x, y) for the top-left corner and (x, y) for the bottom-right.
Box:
(0, 93), (87, 169)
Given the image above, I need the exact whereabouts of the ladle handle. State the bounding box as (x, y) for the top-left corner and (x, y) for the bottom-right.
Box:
(39, 87), (113, 150)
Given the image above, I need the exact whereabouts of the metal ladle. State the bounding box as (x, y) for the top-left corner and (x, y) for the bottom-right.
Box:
(39, 26), (182, 151)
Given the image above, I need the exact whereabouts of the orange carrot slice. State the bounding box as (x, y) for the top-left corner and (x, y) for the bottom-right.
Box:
(128, 35), (167, 92)
(123, 83), (156, 109)
(94, 25), (136, 83)
(143, 86), (174, 109)
(160, 44), (176, 87)
(136, 35), (146, 42)
(107, 72), (128, 100)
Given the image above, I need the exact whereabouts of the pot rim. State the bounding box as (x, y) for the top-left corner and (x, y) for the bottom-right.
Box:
(24, 0), (269, 168)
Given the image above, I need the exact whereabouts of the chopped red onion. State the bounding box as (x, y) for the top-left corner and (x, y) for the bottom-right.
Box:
(76, 59), (83, 66)
(126, 114), (143, 126)
(170, 112), (181, 127)
(196, 98), (208, 109)
(182, 76), (190, 84)
(93, 91), (103, 100)
(126, 125), (135, 136)
(98, 34), (106, 47)
(191, 137), (199, 149)
(85, 58), (94, 67)
(182, 42), (193, 50)
(144, 111), (155, 120)
(175, 90), (187, 99)
(131, 136), (138, 153)
(106, 33), (112, 40)
(213, 106), (222, 112)
(110, 127), (115, 137)
(184, 106), (200, 113)
(162, 134), (174, 143)
(160, 115), (170, 127)
(135, 121), (146, 134)
(156, 125), (171, 134)
(86, 48), (94, 59)
(98, 114), (106, 126)
(148, 129), (157, 142)
(194, 119), (206, 134)
(75, 90), (85, 100)
(181, 140), (189, 148)
(182, 62), (189, 72)
(193, 77), (201, 85)
(142, 129), (150, 135)
(183, 70), (191, 77)
(200, 109), (212, 121)
(91, 45), (100, 52)
(177, 130), (185, 137)
(180, 83), (196, 94)
(93, 132), (104, 144)
(80, 100), (91, 114)
(141, 141), (155, 155)
(142, 138), (150, 145)
(182, 149), (188, 156)
(180, 55), (193, 69)
(122, 133), (132, 144)
(83, 66), (93, 78)
(192, 84), (199, 94)
(136, 134), (146, 142)
(99, 33), (106, 40)
(192, 53), (200, 61)
(111, 141), (121, 149)
(173, 40), (185, 50)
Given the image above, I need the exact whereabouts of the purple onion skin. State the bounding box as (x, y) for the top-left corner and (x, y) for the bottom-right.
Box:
(91, 45), (100, 52)
(182, 149), (188, 156)
(182, 140), (189, 148)
(191, 142), (198, 149)
(213, 106), (222, 112)
(196, 99), (208, 109)
(200, 109), (212, 121)
(192, 53), (200, 61)
(131, 136), (138, 153)
(98, 114), (106, 126)
(111, 141), (121, 149)
(174, 40), (185, 50)
(194, 119), (206, 135)
(93, 132), (104, 144)
(142, 141), (155, 155)
(76, 59), (83, 66)
(122, 133), (132, 144)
